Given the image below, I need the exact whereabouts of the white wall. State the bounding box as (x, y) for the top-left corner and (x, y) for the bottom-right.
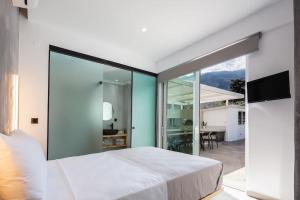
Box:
(202, 107), (226, 126)
(202, 106), (245, 142)
(156, 1), (294, 199)
(156, 0), (293, 72)
(246, 23), (294, 200)
(103, 82), (130, 131)
(226, 107), (245, 142)
(18, 14), (156, 154)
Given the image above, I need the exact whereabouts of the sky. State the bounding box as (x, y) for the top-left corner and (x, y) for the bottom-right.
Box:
(201, 56), (246, 74)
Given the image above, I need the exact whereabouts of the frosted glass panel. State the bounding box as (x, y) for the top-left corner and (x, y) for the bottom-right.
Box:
(131, 72), (156, 147)
(48, 52), (103, 160)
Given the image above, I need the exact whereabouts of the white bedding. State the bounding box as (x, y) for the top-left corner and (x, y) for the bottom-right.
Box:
(47, 147), (222, 200)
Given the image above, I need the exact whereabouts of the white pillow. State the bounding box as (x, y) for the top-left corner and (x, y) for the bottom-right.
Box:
(0, 130), (47, 200)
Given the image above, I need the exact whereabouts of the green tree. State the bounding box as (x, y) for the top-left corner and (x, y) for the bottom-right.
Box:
(230, 79), (245, 94)
(229, 79), (245, 106)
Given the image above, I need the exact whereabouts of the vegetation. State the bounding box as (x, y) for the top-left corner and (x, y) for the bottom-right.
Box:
(229, 79), (245, 94)
(201, 69), (245, 90)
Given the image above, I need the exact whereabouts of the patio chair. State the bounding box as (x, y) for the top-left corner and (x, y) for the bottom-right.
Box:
(182, 134), (193, 154)
(209, 132), (219, 149)
(200, 131), (212, 150)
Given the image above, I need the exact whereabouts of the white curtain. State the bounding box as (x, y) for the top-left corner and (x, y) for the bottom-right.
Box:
(0, 0), (19, 135)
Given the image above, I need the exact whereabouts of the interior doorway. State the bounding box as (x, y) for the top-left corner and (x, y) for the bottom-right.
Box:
(199, 56), (246, 191)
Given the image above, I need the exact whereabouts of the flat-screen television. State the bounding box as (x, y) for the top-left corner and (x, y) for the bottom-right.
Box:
(247, 70), (291, 103)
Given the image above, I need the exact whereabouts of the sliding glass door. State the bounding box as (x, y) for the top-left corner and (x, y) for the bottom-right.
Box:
(48, 49), (157, 160)
(163, 73), (200, 155)
(131, 72), (156, 147)
(48, 52), (103, 160)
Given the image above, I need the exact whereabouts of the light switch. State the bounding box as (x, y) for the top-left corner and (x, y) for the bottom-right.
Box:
(31, 118), (38, 124)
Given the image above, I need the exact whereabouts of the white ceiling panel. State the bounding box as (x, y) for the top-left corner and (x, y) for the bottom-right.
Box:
(29, 0), (280, 63)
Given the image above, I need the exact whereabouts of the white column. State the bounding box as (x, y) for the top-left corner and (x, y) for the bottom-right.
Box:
(193, 71), (200, 156)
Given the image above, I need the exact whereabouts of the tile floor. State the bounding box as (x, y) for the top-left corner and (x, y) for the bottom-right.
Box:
(199, 140), (250, 199)
(200, 140), (245, 174)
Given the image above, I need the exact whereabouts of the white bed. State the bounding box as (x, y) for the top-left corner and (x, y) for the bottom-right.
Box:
(47, 147), (223, 200)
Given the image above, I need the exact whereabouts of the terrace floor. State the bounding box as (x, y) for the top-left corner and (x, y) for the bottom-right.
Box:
(200, 140), (245, 174)
(199, 140), (246, 191)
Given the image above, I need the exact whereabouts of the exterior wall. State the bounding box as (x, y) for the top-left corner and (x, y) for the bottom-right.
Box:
(202, 107), (227, 127)
(226, 107), (245, 141)
(202, 105), (245, 142)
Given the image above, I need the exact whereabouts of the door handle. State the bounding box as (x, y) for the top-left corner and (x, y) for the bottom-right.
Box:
(132, 126), (135, 130)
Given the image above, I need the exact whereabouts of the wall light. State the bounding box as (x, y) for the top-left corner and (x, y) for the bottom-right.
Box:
(4, 74), (19, 134)
(11, 74), (19, 131)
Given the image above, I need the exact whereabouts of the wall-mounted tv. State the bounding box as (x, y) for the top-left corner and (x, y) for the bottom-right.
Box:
(247, 70), (291, 103)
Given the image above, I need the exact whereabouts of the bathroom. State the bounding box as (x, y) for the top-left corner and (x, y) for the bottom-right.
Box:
(102, 68), (132, 150)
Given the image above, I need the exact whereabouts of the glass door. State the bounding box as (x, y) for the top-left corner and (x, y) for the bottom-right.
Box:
(163, 72), (200, 155)
(48, 51), (133, 160)
(131, 72), (156, 147)
(48, 52), (103, 160)
(48, 49), (157, 160)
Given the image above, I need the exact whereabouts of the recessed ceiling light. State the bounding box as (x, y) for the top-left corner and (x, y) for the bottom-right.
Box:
(141, 28), (147, 32)
(115, 80), (119, 82)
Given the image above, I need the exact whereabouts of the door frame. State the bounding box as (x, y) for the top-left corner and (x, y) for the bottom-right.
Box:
(158, 72), (200, 155)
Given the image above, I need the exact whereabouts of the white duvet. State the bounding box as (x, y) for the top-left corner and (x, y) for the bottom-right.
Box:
(46, 147), (222, 200)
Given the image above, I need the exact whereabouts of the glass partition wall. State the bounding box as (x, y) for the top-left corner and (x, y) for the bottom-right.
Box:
(48, 49), (156, 160)
(48, 52), (104, 160)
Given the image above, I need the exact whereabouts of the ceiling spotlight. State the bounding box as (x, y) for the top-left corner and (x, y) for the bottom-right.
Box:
(115, 80), (119, 82)
(141, 28), (147, 32)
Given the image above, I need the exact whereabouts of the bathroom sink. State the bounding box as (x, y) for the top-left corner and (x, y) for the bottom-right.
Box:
(103, 129), (119, 135)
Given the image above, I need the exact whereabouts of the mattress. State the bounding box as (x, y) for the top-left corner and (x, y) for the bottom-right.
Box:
(46, 147), (222, 200)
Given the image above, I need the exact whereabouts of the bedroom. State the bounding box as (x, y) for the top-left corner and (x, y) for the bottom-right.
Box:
(0, 0), (299, 199)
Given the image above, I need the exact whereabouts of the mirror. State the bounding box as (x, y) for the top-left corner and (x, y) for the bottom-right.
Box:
(103, 102), (113, 121)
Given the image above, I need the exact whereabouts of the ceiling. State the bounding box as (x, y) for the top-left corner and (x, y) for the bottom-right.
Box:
(29, 0), (279, 62)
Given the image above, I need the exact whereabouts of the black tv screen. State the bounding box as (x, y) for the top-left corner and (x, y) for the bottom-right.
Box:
(247, 70), (291, 103)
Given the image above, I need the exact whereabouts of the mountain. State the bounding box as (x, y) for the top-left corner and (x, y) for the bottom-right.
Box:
(200, 69), (245, 91)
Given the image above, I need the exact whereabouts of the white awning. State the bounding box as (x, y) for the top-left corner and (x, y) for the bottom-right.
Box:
(167, 80), (244, 104)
